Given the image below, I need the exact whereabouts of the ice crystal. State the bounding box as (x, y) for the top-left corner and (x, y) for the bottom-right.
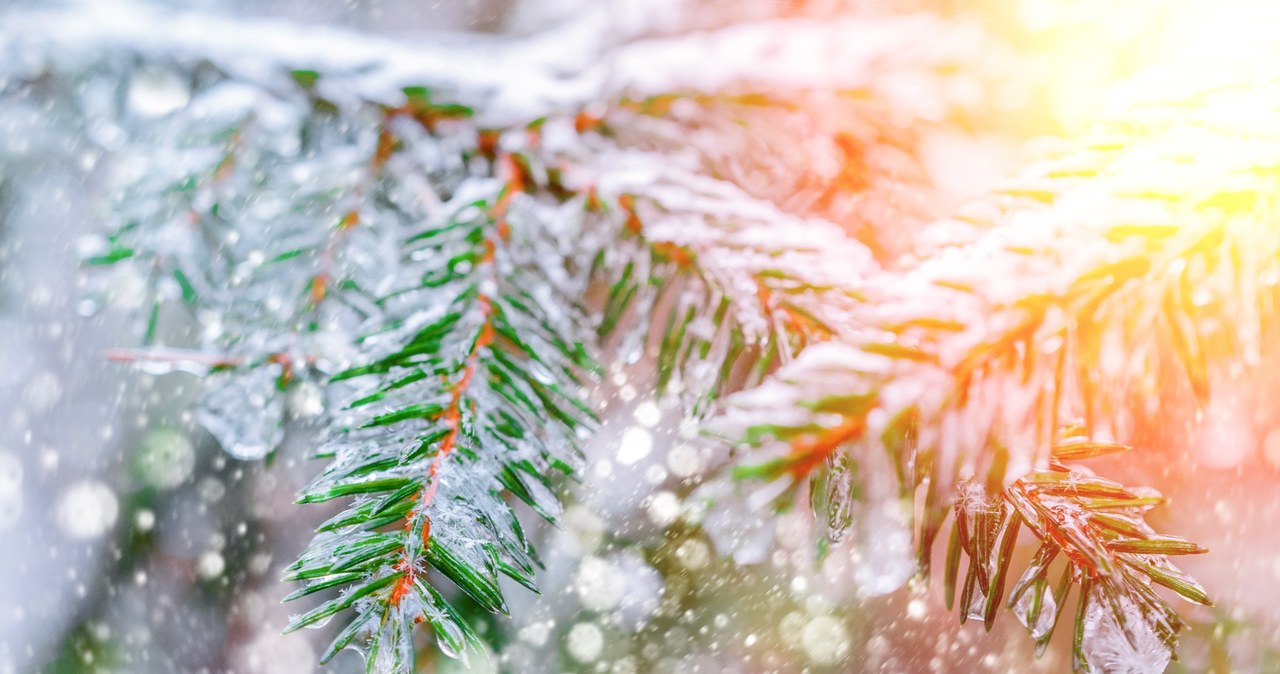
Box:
(1013, 583), (1057, 640)
(1080, 586), (1173, 674)
(196, 368), (284, 461)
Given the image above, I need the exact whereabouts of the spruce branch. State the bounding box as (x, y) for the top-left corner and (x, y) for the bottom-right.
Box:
(74, 72), (409, 459)
(586, 157), (878, 410)
(710, 66), (1280, 672)
(287, 130), (598, 670)
(2, 3), (1194, 672)
(276, 76), (935, 666)
(716, 344), (1211, 670)
(266, 83), (621, 668)
(598, 90), (936, 260)
(718, 72), (1280, 488)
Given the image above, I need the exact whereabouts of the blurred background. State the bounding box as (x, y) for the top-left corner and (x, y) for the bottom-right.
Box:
(3, 0), (1280, 672)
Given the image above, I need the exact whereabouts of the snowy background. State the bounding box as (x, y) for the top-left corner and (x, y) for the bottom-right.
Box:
(3, 1), (1280, 673)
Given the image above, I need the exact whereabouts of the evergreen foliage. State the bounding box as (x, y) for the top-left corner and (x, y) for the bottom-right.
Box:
(6, 3), (1257, 673)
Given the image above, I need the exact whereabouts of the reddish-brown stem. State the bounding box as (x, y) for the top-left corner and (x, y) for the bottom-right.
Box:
(106, 348), (245, 368)
(388, 157), (519, 607)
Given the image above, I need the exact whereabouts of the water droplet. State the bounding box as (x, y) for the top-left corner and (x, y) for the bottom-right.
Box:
(76, 297), (101, 317)
(966, 591), (989, 622)
(576, 557), (623, 612)
(666, 443), (703, 478)
(56, 481), (118, 540)
(616, 426), (652, 465)
(566, 622), (604, 663)
(800, 615), (849, 665)
(675, 539), (710, 570)
(127, 68), (190, 117)
(633, 400), (662, 427)
(645, 491), (680, 526)
(134, 428), (195, 490)
(518, 621), (552, 647)
(196, 551), (226, 579)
